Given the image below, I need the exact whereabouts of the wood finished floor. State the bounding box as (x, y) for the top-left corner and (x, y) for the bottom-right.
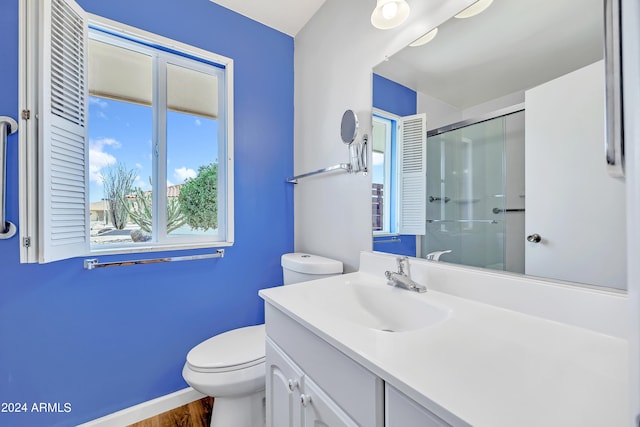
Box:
(127, 397), (213, 427)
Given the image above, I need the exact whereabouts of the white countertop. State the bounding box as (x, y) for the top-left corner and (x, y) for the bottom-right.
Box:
(259, 271), (628, 427)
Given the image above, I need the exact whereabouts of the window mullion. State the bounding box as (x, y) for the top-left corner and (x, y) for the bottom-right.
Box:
(153, 56), (168, 242)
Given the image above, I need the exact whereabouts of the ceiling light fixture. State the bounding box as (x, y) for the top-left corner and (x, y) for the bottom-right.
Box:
(454, 0), (493, 19)
(409, 27), (438, 47)
(371, 0), (410, 30)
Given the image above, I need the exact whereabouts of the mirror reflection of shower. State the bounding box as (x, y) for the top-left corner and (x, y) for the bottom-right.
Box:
(423, 108), (525, 273)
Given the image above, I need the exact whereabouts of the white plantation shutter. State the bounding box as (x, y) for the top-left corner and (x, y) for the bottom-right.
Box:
(398, 113), (427, 235)
(39, 0), (89, 262)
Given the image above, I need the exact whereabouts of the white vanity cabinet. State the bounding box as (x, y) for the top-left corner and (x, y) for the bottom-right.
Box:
(385, 385), (452, 427)
(264, 304), (384, 427)
(265, 337), (304, 426)
(266, 338), (358, 427)
(260, 261), (629, 427)
(264, 302), (461, 427)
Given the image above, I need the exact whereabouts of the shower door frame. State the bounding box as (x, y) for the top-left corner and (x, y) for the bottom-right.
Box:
(426, 104), (524, 139)
(419, 104), (524, 264)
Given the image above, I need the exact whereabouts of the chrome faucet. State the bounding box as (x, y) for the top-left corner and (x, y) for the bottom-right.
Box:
(385, 256), (426, 293)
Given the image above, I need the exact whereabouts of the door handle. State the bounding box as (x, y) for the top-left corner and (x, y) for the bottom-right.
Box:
(527, 234), (542, 243)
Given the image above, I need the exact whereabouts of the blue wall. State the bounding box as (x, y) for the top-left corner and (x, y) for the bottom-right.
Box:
(373, 74), (417, 117)
(372, 74), (417, 256)
(0, 1), (293, 426)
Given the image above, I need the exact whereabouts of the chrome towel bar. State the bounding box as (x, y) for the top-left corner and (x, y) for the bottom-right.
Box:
(374, 236), (402, 244)
(286, 134), (368, 184)
(286, 163), (351, 184)
(0, 116), (18, 240)
(492, 208), (525, 214)
(84, 249), (225, 270)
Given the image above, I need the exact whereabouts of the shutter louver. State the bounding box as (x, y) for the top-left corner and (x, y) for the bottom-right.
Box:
(40, 0), (89, 262)
(398, 114), (427, 235)
(50, 0), (86, 126)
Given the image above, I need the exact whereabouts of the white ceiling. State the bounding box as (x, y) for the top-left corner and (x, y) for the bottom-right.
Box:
(374, 0), (603, 109)
(209, 0), (604, 110)
(210, 0), (326, 36)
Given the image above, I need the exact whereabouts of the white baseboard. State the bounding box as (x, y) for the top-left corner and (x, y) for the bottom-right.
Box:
(77, 387), (206, 427)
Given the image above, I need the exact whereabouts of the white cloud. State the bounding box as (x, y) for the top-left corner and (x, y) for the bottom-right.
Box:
(89, 138), (121, 183)
(135, 163), (143, 169)
(89, 97), (108, 108)
(89, 97), (109, 119)
(195, 119), (202, 126)
(174, 167), (197, 182)
(91, 138), (121, 151)
(134, 175), (150, 190)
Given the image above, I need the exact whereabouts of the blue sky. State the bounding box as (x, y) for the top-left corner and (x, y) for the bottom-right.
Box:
(88, 96), (218, 202)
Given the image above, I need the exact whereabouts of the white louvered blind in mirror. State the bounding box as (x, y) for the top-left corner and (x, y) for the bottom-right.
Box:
(398, 113), (426, 235)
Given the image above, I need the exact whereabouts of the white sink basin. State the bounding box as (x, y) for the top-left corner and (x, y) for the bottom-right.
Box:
(311, 279), (451, 332)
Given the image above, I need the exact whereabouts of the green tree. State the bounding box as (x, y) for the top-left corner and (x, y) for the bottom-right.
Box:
(179, 163), (218, 230)
(101, 163), (136, 230)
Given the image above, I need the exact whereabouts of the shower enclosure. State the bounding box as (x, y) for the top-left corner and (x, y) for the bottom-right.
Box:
(422, 109), (525, 273)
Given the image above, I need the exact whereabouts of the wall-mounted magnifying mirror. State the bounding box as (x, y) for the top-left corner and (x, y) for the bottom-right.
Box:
(371, 0), (626, 290)
(341, 109), (359, 144)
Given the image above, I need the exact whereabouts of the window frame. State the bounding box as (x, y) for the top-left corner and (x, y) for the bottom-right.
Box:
(370, 108), (427, 238)
(19, 0), (235, 263)
(372, 111), (395, 235)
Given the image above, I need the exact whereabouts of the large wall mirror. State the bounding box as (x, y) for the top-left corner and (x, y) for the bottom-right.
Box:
(371, 0), (626, 290)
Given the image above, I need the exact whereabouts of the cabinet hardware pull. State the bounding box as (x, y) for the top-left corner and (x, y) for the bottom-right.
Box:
(300, 394), (311, 407)
(288, 379), (299, 391)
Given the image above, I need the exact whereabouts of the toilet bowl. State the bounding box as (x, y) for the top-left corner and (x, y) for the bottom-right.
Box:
(182, 324), (266, 427)
(182, 253), (342, 427)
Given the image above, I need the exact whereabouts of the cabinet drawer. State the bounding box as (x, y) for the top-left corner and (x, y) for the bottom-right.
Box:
(265, 304), (383, 427)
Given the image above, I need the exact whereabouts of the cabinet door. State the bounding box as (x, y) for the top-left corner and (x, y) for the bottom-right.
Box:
(266, 339), (303, 427)
(302, 377), (358, 427)
(385, 385), (451, 427)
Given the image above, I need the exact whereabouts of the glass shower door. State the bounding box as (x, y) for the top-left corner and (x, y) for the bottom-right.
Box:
(423, 116), (507, 270)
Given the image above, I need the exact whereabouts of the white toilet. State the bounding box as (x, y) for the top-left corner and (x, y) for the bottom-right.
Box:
(182, 252), (343, 427)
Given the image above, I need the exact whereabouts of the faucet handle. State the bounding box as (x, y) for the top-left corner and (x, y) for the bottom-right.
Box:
(396, 256), (410, 276)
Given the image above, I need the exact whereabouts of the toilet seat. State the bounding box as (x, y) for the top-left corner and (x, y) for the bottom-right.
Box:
(186, 324), (265, 374)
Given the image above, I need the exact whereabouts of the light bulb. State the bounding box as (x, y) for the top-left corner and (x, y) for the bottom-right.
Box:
(381, 2), (398, 20)
(371, 0), (410, 30)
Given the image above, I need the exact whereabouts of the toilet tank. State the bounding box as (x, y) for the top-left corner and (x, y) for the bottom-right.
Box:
(281, 253), (343, 285)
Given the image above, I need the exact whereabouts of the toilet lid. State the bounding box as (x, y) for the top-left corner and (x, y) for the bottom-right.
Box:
(186, 324), (265, 373)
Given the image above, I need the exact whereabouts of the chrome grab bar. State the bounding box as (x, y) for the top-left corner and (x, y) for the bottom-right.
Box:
(0, 116), (18, 240)
(84, 249), (225, 270)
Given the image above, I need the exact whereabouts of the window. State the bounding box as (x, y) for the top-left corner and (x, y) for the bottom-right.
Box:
(19, 0), (234, 263)
(372, 114), (394, 234)
(371, 110), (427, 237)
